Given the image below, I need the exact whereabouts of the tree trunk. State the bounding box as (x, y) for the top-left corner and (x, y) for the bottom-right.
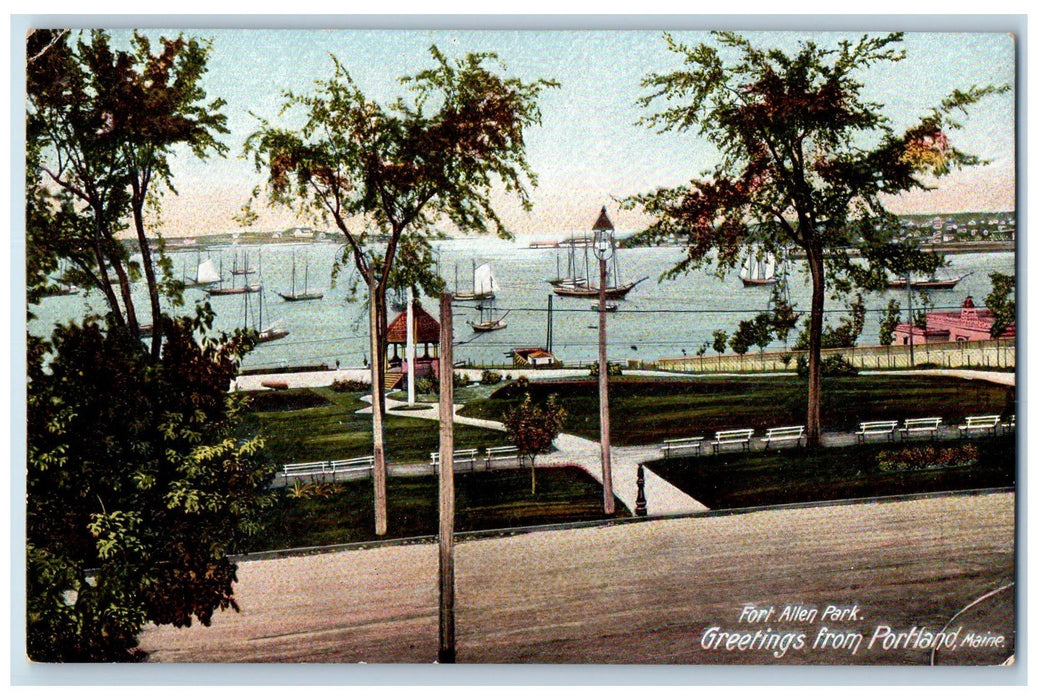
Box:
(805, 242), (825, 447)
(132, 194), (163, 360)
(369, 280), (388, 535)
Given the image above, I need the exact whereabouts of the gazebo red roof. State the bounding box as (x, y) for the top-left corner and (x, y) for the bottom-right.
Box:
(386, 303), (441, 344)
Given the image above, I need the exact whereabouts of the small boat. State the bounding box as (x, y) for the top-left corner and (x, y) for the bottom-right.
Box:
(277, 249), (324, 301)
(467, 303), (509, 333)
(739, 252), (777, 287)
(887, 272), (971, 290)
(591, 301), (618, 312)
(231, 250), (256, 276)
(455, 261), (498, 301)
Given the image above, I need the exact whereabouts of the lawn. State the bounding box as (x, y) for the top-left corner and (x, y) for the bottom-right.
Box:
(242, 387), (511, 465)
(242, 466), (629, 551)
(648, 434), (1015, 510)
(459, 375), (1015, 445)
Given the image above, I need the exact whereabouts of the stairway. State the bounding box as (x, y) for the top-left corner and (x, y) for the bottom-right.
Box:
(385, 370), (404, 391)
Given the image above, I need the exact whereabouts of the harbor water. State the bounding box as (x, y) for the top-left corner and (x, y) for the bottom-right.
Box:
(27, 236), (1016, 371)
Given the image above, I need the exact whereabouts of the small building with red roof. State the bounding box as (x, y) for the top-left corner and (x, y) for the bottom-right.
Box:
(385, 302), (441, 386)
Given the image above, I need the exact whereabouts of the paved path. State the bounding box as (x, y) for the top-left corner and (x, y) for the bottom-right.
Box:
(369, 396), (708, 517)
(140, 491), (1016, 665)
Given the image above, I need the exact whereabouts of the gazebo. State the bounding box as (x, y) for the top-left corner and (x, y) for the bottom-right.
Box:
(385, 302), (441, 387)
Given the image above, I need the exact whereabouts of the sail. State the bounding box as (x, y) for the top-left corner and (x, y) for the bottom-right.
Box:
(474, 263), (499, 295)
(196, 258), (221, 284)
(763, 256), (776, 280)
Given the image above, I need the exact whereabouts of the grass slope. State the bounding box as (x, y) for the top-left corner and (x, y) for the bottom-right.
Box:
(244, 467), (629, 551)
(460, 375), (1015, 445)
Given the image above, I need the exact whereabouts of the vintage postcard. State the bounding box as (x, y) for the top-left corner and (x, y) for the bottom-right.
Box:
(19, 17), (1018, 679)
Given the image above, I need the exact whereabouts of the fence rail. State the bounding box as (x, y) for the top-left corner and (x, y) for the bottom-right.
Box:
(655, 338), (1015, 374)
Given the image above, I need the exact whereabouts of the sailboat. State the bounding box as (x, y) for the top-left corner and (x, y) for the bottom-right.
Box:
(550, 234), (646, 299)
(739, 252), (777, 287)
(467, 299), (509, 332)
(277, 249), (324, 301)
(208, 251), (263, 296)
(455, 261), (498, 301)
(244, 289), (289, 344)
(185, 256), (221, 289)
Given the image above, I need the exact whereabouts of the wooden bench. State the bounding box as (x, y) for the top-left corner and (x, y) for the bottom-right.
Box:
(485, 445), (520, 469)
(763, 425), (804, 449)
(282, 456), (375, 483)
(957, 414), (1001, 438)
(430, 448), (480, 473)
(711, 429), (753, 453)
(1002, 415), (1015, 434)
(855, 420), (898, 443)
(899, 417), (942, 440)
(660, 437), (704, 457)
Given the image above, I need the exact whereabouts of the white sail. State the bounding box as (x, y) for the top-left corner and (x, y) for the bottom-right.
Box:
(196, 258), (221, 284)
(474, 262), (499, 295)
(763, 256), (776, 280)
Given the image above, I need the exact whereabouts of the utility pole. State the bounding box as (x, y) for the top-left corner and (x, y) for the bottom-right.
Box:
(406, 287), (415, 406)
(437, 294), (456, 663)
(592, 206), (615, 515)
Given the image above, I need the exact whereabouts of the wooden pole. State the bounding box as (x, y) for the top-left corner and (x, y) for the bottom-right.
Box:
(437, 294), (456, 663)
(406, 287), (415, 406)
(598, 255), (615, 515)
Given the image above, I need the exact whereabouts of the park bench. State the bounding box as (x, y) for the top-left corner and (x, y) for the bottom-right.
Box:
(899, 417), (942, 440)
(711, 429), (753, 453)
(660, 436), (704, 457)
(485, 445), (520, 469)
(282, 456), (375, 483)
(763, 425), (805, 449)
(855, 420), (898, 443)
(430, 448), (481, 473)
(957, 414), (1001, 438)
(1002, 415), (1015, 435)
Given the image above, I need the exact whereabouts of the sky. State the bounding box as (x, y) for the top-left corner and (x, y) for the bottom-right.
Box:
(37, 24), (1019, 238)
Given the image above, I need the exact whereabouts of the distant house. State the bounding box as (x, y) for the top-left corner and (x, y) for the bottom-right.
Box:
(512, 347), (560, 368)
(893, 297), (1015, 345)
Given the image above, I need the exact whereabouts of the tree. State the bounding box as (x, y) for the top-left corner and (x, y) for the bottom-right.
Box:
(627, 31), (1006, 445)
(879, 298), (902, 345)
(26, 313), (274, 661)
(985, 272), (1015, 338)
(502, 393), (567, 495)
(712, 328), (728, 355)
(26, 30), (228, 356)
(246, 47), (555, 534)
(729, 322), (752, 356)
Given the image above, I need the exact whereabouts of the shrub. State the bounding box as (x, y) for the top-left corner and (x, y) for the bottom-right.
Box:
(588, 361), (623, 378)
(480, 369), (503, 385)
(877, 444), (979, 472)
(796, 354), (859, 377)
(415, 376), (438, 395)
(331, 377), (370, 392)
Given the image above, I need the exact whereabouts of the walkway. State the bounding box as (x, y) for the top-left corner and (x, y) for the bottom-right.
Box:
(361, 396), (709, 517)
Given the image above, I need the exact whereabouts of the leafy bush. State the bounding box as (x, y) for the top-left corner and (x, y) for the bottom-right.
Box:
(415, 376), (438, 395)
(480, 369), (503, 385)
(331, 377), (370, 392)
(796, 354), (859, 377)
(588, 361), (623, 378)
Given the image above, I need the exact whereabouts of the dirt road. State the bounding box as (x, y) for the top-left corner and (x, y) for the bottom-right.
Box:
(141, 491), (1015, 666)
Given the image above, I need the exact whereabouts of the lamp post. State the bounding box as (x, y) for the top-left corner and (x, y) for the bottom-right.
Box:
(592, 206), (615, 515)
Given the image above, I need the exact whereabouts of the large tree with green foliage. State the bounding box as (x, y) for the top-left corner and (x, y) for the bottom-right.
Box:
(26, 29), (228, 356)
(27, 314), (273, 661)
(626, 31), (1007, 445)
(245, 47), (555, 534)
